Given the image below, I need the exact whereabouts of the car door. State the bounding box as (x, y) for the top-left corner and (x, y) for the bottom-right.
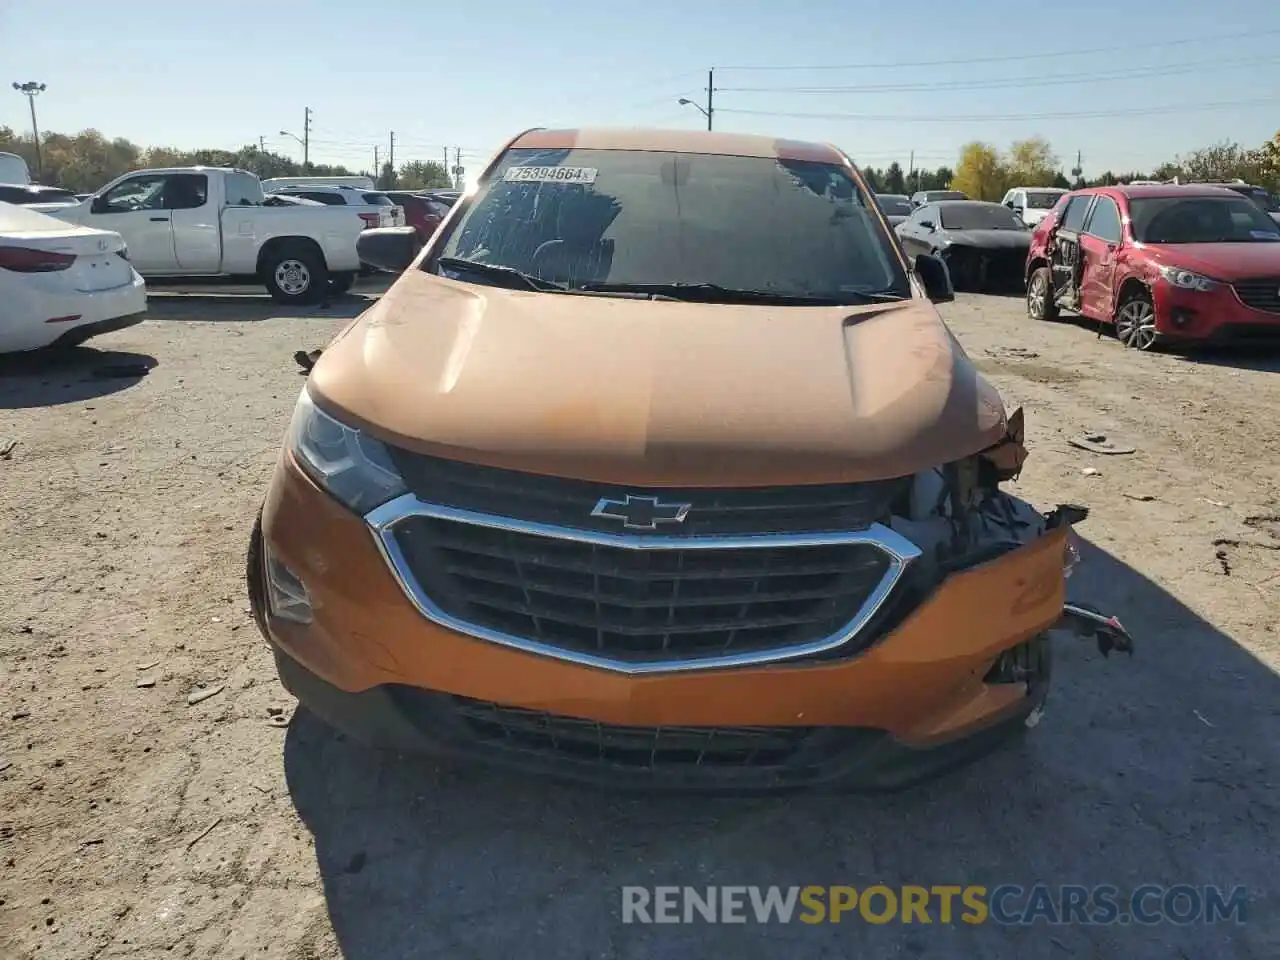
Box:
(904, 204), (939, 256)
(1077, 195), (1124, 320)
(88, 173), (178, 273)
(167, 173), (222, 273)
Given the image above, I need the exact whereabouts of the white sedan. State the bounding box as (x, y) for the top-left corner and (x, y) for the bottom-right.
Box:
(1, 201), (147, 354)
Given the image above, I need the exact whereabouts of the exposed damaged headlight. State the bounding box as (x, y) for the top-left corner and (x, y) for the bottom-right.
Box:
(1157, 264), (1218, 292)
(287, 388), (407, 513)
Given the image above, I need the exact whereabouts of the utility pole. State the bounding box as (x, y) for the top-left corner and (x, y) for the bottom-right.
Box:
(443, 146), (450, 183)
(454, 147), (462, 189)
(302, 107), (312, 170)
(373, 146), (379, 185)
(908, 149), (914, 192)
(388, 131), (395, 185)
(11, 81), (46, 178)
(705, 69), (714, 131)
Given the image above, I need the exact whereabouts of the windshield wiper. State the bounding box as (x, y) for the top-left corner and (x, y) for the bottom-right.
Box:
(435, 257), (566, 292)
(576, 281), (903, 305)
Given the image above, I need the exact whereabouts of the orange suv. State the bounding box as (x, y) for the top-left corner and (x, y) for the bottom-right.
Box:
(248, 128), (1130, 791)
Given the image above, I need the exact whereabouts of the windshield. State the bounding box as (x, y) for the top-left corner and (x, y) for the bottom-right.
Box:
(434, 147), (909, 302)
(1025, 191), (1063, 209)
(928, 191), (966, 202)
(938, 204), (1024, 231)
(878, 196), (913, 215)
(362, 192), (394, 206)
(1129, 196), (1280, 244)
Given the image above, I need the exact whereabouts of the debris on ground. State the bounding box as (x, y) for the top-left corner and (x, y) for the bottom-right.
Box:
(0, 439), (16, 460)
(184, 817), (223, 850)
(0, 759), (12, 772)
(1201, 497), (1230, 508)
(136, 660), (159, 671)
(1123, 493), (1157, 502)
(135, 677), (156, 689)
(1216, 548), (1232, 575)
(1082, 467), (1101, 477)
(1068, 433), (1136, 455)
(294, 349), (322, 373)
(984, 346), (1040, 360)
(186, 684), (224, 706)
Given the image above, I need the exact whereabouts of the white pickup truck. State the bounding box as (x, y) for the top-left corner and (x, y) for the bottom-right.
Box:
(31, 166), (366, 303)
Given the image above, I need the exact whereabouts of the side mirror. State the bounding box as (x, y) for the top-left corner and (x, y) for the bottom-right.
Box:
(90, 195), (108, 214)
(1004, 200), (1015, 208)
(920, 221), (935, 231)
(914, 253), (954, 303)
(1012, 206), (1024, 216)
(357, 226), (421, 273)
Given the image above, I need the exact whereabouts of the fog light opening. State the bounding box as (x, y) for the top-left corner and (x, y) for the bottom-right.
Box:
(264, 546), (313, 625)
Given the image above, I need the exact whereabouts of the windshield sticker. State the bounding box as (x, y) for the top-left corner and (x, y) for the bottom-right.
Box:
(503, 166), (597, 184)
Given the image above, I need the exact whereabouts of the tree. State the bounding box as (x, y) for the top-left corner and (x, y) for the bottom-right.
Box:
(0, 126), (355, 191)
(397, 160), (452, 190)
(883, 161), (906, 194)
(860, 166), (882, 192)
(1006, 136), (1059, 187)
(1176, 141), (1265, 184)
(1052, 171), (1071, 189)
(951, 142), (1007, 201)
(1253, 131), (1279, 188)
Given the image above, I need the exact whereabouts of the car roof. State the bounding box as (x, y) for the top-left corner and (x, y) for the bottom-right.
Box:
(933, 199), (1008, 209)
(877, 193), (909, 200)
(508, 127), (846, 164)
(1096, 184), (1242, 200)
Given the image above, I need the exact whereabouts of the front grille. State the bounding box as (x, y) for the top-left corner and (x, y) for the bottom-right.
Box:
(1232, 277), (1280, 315)
(450, 697), (813, 769)
(389, 516), (894, 665)
(385, 448), (907, 537)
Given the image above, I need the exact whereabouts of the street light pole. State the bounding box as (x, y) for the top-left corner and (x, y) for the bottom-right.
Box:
(11, 81), (46, 179)
(678, 70), (714, 130)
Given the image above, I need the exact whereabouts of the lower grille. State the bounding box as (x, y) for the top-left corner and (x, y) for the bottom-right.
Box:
(1233, 277), (1280, 315)
(387, 513), (896, 667)
(451, 698), (813, 769)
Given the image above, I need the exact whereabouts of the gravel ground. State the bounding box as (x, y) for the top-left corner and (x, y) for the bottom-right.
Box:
(1, 288), (1277, 959)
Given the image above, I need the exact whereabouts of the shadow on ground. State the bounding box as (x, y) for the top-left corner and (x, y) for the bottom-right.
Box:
(283, 537), (1278, 960)
(1053, 315), (1280, 372)
(0, 347), (157, 409)
(145, 295), (373, 323)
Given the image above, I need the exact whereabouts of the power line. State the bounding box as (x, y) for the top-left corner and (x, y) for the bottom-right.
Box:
(718, 26), (1280, 71)
(716, 95), (1278, 123)
(715, 54), (1280, 94)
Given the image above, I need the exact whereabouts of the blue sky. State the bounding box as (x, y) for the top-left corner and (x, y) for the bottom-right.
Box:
(2, 0), (1277, 181)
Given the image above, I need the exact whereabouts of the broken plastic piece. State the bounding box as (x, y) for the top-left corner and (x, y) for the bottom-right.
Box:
(1059, 602), (1135, 657)
(979, 406), (1027, 481)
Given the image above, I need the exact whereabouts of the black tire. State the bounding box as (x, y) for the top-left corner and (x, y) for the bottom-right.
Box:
(262, 244), (329, 305)
(1026, 266), (1059, 321)
(1114, 288), (1160, 351)
(327, 272), (356, 296)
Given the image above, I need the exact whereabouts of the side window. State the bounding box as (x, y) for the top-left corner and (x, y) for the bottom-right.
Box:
(0, 185), (26, 203)
(297, 191), (344, 205)
(100, 175), (168, 213)
(1084, 196), (1122, 243)
(1060, 195), (1093, 232)
(164, 174), (208, 211)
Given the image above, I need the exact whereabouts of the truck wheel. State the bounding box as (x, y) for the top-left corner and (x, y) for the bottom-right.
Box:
(263, 246), (328, 305)
(1026, 267), (1059, 321)
(327, 272), (356, 296)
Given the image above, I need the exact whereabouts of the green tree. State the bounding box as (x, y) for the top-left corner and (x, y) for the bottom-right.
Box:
(1006, 136), (1059, 187)
(1051, 171), (1071, 189)
(860, 166), (882, 192)
(397, 160), (452, 190)
(883, 161), (906, 194)
(952, 142), (1007, 201)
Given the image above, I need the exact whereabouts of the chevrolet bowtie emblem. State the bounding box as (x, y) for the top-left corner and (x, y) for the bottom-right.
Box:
(591, 494), (692, 531)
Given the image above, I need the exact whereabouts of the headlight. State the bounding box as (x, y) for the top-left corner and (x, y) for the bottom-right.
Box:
(287, 388), (407, 513)
(1157, 265), (1218, 292)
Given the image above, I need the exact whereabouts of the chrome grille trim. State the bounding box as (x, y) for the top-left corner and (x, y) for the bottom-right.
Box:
(364, 493), (921, 675)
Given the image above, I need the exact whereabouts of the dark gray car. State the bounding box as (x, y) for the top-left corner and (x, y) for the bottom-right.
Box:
(895, 200), (1031, 291)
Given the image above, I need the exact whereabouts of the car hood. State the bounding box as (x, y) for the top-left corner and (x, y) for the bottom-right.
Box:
(941, 229), (1032, 250)
(308, 270), (1009, 486)
(1141, 242), (1280, 280)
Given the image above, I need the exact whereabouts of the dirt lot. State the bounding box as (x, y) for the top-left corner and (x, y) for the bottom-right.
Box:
(1, 289), (1278, 959)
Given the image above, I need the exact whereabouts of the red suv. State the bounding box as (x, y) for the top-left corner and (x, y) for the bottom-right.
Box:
(1024, 185), (1280, 349)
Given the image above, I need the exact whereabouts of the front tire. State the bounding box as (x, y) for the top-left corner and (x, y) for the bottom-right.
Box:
(1026, 266), (1059, 321)
(263, 246), (328, 305)
(1114, 289), (1159, 350)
